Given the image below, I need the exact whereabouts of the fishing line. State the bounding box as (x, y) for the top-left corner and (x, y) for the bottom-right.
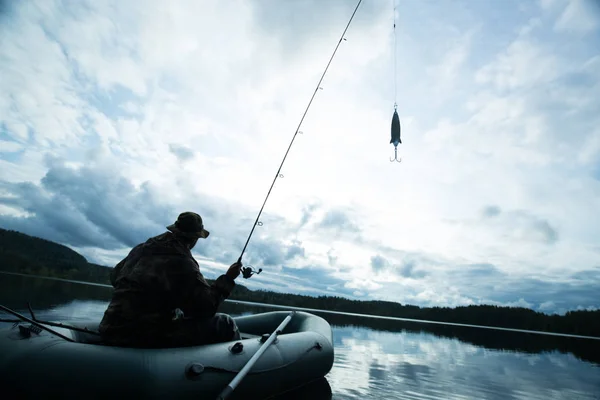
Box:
(389, 0), (402, 163)
(238, 0), (364, 279)
(393, 0), (398, 110)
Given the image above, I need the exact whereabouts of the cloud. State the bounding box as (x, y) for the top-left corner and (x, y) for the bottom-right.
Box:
(0, 158), (308, 273)
(370, 254), (388, 273)
(317, 209), (361, 233)
(327, 248), (338, 267)
(168, 143), (195, 162)
(1, 0), (599, 315)
(482, 205), (501, 218)
(553, 0), (600, 34)
(285, 241), (306, 260)
(370, 254), (427, 279)
(298, 202), (319, 229)
(539, 301), (556, 312)
(0, 161), (174, 250)
(570, 267), (600, 282)
(397, 261), (428, 280)
(478, 206), (560, 245)
(0, 140), (23, 153)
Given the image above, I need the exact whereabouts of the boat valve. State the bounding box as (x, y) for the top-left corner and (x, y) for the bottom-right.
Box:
(230, 342), (244, 354)
(185, 363), (205, 380)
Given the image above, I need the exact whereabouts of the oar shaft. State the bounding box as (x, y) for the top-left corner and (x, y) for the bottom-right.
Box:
(217, 311), (296, 400)
(0, 304), (75, 342)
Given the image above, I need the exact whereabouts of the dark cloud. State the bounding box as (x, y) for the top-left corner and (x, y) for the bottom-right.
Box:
(317, 209), (360, 233)
(479, 206), (559, 245)
(482, 205), (501, 218)
(510, 210), (559, 245)
(370, 253), (427, 279)
(327, 248), (338, 266)
(570, 267), (600, 281)
(0, 180), (123, 251)
(195, 235), (236, 263)
(385, 261), (600, 313)
(451, 266), (599, 314)
(0, 163), (179, 250)
(298, 202), (319, 229)
(0, 160), (307, 273)
(490, 277), (599, 314)
(459, 263), (505, 278)
(444, 263), (508, 294)
(285, 242), (305, 260)
(168, 143), (195, 162)
(0, 0), (13, 19)
(529, 218), (558, 244)
(246, 239), (288, 267)
(371, 254), (388, 273)
(210, 235), (306, 269)
(397, 260), (427, 279)
(195, 233), (307, 272)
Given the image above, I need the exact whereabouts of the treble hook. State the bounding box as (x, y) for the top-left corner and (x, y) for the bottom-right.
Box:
(390, 146), (401, 163)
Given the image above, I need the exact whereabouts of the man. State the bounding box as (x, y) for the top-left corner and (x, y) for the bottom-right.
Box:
(98, 211), (243, 348)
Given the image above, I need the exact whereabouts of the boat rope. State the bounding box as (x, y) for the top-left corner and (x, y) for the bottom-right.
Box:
(238, 0), (364, 279)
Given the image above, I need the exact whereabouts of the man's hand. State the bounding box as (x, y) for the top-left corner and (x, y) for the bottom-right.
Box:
(226, 260), (242, 280)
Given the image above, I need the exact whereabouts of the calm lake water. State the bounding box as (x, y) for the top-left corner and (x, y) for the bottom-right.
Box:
(1, 273), (599, 399)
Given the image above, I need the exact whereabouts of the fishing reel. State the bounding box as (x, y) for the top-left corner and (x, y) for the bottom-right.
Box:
(241, 266), (262, 279)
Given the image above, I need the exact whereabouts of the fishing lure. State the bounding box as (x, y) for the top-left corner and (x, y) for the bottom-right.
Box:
(389, 0), (401, 163)
(390, 107), (401, 163)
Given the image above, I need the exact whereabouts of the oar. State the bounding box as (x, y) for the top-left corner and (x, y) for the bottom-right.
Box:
(0, 304), (75, 342)
(216, 310), (296, 400)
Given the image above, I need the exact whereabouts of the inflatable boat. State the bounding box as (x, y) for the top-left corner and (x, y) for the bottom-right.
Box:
(0, 306), (334, 399)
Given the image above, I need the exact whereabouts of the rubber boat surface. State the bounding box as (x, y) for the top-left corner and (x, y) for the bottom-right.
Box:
(0, 310), (334, 399)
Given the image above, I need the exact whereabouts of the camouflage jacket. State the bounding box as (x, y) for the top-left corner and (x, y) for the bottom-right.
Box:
(98, 231), (235, 346)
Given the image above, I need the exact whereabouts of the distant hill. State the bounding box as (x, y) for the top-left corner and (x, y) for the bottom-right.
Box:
(0, 228), (249, 291)
(0, 228), (112, 284)
(1, 227), (599, 337)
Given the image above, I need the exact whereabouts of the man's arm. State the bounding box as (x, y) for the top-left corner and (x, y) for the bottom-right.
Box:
(178, 260), (236, 318)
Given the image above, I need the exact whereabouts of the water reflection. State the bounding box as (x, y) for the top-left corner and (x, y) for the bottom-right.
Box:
(327, 326), (600, 399)
(1, 274), (599, 399)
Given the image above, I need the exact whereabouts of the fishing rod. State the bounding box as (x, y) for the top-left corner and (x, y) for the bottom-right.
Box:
(238, 0), (364, 279)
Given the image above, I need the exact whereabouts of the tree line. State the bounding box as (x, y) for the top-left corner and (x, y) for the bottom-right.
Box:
(1, 227), (598, 337)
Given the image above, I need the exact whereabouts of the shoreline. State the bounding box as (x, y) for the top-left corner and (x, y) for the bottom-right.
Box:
(2, 271), (599, 341)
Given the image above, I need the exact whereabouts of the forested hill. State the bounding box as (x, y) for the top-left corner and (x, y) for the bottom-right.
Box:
(0, 228), (111, 283)
(1, 227), (599, 337)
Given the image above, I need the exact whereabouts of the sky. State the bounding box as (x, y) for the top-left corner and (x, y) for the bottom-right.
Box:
(1, 0), (599, 315)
